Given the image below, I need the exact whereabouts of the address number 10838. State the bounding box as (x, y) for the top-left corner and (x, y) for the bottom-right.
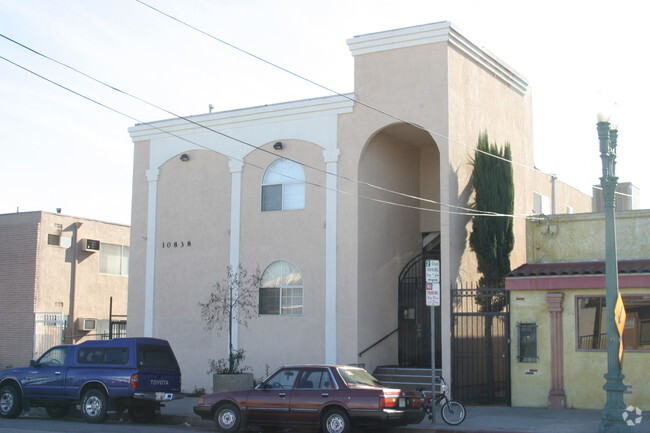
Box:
(161, 241), (192, 248)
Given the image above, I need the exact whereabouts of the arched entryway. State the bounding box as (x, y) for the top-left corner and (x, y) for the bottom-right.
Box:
(357, 122), (440, 369)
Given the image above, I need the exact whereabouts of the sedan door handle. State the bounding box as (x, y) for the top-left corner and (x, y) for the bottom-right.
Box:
(278, 392), (286, 398)
(54, 372), (61, 375)
(321, 393), (330, 398)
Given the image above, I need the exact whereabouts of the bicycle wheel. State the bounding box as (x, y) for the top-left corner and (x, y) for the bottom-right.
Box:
(440, 400), (465, 425)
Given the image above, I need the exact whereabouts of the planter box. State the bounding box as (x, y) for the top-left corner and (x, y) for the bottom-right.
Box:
(213, 372), (254, 393)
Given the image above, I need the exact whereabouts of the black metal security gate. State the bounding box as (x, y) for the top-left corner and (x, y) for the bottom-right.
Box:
(451, 284), (510, 405)
(398, 253), (441, 368)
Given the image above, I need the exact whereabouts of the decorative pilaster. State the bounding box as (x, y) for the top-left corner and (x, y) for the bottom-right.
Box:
(229, 159), (243, 352)
(144, 168), (160, 337)
(546, 292), (566, 409)
(323, 147), (340, 364)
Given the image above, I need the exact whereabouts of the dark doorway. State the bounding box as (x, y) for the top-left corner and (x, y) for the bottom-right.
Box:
(398, 252), (441, 368)
(451, 284), (510, 405)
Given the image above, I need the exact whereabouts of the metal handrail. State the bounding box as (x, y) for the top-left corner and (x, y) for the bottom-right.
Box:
(358, 328), (398, 357)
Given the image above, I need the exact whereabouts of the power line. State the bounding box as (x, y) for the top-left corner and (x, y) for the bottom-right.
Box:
(136, 2), (633, 206)
(0, 52), (516, 219)
(133, 0), (546, 171)
(0, 32), (523, 219)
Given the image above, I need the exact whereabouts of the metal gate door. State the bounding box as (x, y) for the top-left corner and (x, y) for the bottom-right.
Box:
(398, 253), (441, 368)
(34, 312), (66, 359)
(451, 285), (510, 405)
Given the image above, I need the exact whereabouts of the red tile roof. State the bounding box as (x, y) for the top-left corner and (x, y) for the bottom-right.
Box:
(507, 259), (650, 278)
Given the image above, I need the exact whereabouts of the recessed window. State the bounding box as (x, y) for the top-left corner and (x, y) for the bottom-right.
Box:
(261, 158), (305, 211)
(517, 322), (538, 362)
(47, 234), (60, 246)
(99, 243), (129, 276)
(577, 295), (650, 351)
(259, 261), (303, 315)
(533, 192), (551, 215)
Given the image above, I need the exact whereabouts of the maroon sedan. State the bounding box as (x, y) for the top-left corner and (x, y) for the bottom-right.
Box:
(193, 364), (424, 433)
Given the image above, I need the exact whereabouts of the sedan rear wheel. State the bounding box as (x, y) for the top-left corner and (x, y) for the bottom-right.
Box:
(322, 408), (350, 433)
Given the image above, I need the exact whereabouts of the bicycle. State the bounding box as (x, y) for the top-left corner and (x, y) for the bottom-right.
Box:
(418, 377), (466, 425)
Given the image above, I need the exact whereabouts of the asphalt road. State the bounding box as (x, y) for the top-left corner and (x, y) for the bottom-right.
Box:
(0, 417), (212, 433)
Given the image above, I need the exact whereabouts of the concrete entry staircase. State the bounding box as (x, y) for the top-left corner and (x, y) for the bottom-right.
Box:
(372, 366), (441, 392)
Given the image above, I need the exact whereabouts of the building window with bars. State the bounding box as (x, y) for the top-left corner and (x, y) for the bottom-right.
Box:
(517, 322), (538, 362)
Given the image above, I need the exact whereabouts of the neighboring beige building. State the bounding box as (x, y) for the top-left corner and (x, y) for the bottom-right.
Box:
(506, 210), (650, 410)
(127, 22), (591, 392)
(0, 211), (130, 368)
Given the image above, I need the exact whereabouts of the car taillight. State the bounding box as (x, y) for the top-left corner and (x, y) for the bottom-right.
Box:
(379, 391), (401, 408)
(130, 373), (139, 388)
(411, 397), (422, 408)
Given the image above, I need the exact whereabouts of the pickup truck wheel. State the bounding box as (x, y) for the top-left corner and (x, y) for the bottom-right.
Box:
(0, 385), (23, 418)
(46, 405), (71, 418)
(81, 389), (108, 423)
(214, 403), (241, 433)
(128, 407), (156, 423)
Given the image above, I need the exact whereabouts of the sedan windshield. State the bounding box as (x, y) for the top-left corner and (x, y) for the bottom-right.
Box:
(337, 367), (383, 388)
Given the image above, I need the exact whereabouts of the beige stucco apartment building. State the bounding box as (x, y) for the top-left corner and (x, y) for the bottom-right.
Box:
(127, 22), (591, 391)
(0, 211), (129, 368)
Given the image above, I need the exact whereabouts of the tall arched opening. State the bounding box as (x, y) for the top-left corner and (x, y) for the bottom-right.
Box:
(357, 123), (440, 369)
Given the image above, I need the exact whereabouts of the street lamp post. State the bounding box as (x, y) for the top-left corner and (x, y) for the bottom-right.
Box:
(597, 113), (629, 433)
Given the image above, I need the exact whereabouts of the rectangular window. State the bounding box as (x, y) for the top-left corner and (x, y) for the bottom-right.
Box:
(298, 369), (335, 389)
(99, 243), (129, 276)
(259, 287), (280, 314)
(577, 295), (650, 351)
(78, 347), (129, 365)
(259, 287), (303, 315)
(262, 184), (282, 211)
(283, 183), (305, 210)
(47, 234), (60, 246)
(281, 287), (303, 315)
(517, 322), (538, 362)
(137, 343), (179, 372)
(533, 192), (551, 215)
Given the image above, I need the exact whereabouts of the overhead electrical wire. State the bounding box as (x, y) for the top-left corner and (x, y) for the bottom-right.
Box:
(135, 1), (631, 205)
(0, 51), (514, 219)
(134, 0), (542, 170)
(0, 33), (523, 219)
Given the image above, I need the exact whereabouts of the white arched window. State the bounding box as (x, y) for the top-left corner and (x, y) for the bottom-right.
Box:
(259, 261), (303, 315)
(261, 158), (305, 211)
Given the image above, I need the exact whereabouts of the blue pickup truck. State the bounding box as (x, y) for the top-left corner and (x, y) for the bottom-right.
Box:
(0, 337), (183, 423)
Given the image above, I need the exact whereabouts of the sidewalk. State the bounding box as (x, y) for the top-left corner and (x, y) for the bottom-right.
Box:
(159, 397), (649, 432)
(23, 397), (647, 432)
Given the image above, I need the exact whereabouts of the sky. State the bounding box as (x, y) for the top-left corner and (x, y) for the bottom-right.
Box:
(1, 0), (648, 226)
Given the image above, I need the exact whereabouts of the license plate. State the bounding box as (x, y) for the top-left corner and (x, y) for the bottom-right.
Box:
(399, 398), (406, 408)
(156, 392), (173, 401)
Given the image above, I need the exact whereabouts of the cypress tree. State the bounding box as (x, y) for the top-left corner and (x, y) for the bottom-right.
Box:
(469, 131), (514, 289)
(468, 131), (514, 400)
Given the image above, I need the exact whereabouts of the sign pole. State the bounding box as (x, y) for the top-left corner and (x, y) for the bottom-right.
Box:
(425, 259), (440, 424)
(430, 299), (436, 424)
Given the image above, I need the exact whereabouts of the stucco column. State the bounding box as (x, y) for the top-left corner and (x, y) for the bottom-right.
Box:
(229, 159), (244, 352)
(546, 292), (566, 409)
(144, 168), (160, 337)
(323, 147), (340, 364)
